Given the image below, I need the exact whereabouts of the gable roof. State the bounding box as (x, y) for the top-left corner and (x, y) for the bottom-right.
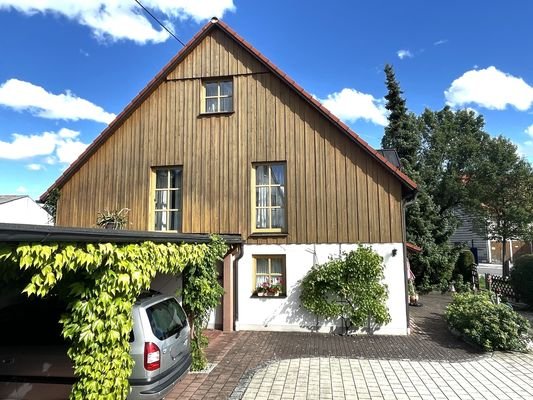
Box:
(0, 195), (27, 205)
(40, 18), (416, 202)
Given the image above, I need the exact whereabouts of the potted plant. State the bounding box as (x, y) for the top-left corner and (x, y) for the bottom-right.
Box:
(96, 208), (130, 230)
(255, 284), (267, 297)
(267, 281), (283, 296)
(408, 280), (419, 306)
(255, 281), (283, 297)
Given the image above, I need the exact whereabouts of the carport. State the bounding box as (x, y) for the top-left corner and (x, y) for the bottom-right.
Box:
(0, 222), (243, 331)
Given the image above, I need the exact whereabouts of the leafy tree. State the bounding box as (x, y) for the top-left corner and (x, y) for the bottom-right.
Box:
(466, 136), (533, 276)
(418, 107), (490, 214)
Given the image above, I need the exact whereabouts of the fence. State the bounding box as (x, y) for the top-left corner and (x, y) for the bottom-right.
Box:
(485, 273), (519, 302)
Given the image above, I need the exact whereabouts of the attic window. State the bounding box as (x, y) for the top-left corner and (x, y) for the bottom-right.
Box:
(202, 80), (233, 113)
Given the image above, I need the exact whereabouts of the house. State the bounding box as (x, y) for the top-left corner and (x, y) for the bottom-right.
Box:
(449, 207), (533, 265)
(0, 195), (52, 225)
(40, 18), (417, 335)
(450, 207), (491, 263)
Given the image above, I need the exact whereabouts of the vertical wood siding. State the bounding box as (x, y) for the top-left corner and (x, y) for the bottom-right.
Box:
(57, 28), (404, 244)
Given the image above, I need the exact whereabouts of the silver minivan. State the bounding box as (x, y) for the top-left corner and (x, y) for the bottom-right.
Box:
(0, 291), (191, 400)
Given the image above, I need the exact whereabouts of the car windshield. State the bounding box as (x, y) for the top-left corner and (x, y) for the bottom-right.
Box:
(146, 298), (187, 340)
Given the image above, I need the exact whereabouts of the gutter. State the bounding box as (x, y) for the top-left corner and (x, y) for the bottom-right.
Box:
(401, 190), (418, 334)
(232, 244), (244, 330)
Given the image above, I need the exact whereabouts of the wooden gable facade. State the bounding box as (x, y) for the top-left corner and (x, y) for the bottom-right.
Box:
(45, 20), (416, 246)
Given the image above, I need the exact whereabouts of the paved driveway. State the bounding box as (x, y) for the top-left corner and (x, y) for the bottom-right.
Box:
(238, 353), (533, 400)
(166, 294), (532, 399)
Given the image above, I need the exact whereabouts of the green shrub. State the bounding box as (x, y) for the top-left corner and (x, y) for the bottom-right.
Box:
(511, 254), (533, 306)
(454, 249), (475, 283)
(445, 292), (531, 351)
(300, 246), (390, 330)
(190, 331), (209, 371)
(453, 274), (472, 293)
(416, 275), (434, 295)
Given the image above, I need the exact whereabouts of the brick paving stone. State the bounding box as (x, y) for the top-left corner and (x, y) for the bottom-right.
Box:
(168, 293), (533, 399)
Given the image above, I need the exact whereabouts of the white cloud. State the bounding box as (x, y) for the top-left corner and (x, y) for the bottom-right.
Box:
(44, 156), (57, 165)
(525, 124), (533, 138)
(56, 140), (88, 164)
(0, 0), (236, 44)
(319, 88), (388, 126)
(26, 163), (43, 171)
(434, 39), (448, 46)
(397, 50), (413, 60)
(445, 66), (533, 111)
(516, 141), (533, 162)
(465, 107), (479, 116)
(0, 79), (115, 124)
(0, 128), (88, 165)
(16, 186), (28, 194)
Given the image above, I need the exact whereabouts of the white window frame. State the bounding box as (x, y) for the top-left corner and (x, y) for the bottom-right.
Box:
(152, 167), (183, 232)
(202, 79), (233, 114)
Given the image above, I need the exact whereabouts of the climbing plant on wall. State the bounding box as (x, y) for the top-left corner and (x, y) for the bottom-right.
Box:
(181, 238), (226, 370)
(300, 246), (391, 331)
(0, 236), (227, 400)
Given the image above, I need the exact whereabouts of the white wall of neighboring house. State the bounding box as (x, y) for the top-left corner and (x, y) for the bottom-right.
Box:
(235, 243), (408, 335)
(450, 207), (490, 263)
(0, 196), (52, 225)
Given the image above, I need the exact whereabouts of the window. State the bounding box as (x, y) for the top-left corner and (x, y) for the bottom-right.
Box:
(146, 298), (188, 340)
(253, 255), (285, 295)
(252, 163), (286, 232)
(153, 167), (182, 231)
(203, 80), (233, 113)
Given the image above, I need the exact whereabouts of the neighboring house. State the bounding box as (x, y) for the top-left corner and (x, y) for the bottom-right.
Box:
(490, 240), (533, 265)
(0, 195), (52, 225)
(450, 207), (490, 263)
(40, 19), (417, 335)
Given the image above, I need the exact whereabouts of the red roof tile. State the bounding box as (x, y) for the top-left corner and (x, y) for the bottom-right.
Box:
(406, 242), (423, 253)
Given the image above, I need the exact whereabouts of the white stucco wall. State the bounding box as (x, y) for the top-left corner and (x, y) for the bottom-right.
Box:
(235, 243), (408, 335)
(0, 197), (52, 225)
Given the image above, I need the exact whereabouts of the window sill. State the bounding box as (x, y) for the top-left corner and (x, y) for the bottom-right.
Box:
(250, 294), (287, 299)
(198, 111), (234, 118)
(248, 232), (288, 238)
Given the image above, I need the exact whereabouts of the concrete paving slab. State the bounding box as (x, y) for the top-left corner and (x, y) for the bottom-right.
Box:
(166, 293), (531, 400)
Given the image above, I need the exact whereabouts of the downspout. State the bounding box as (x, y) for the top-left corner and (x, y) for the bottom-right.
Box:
(232, 243), (244, 331)
(402, 189), (418, 334)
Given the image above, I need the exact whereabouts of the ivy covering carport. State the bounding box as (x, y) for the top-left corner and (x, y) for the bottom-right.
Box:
(0, 223), (242, 400)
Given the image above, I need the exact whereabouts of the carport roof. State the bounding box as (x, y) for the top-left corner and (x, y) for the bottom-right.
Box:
(0, 223), (243, 245)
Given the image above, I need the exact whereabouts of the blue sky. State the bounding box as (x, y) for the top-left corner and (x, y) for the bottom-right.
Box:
(1, 0), (532, 199)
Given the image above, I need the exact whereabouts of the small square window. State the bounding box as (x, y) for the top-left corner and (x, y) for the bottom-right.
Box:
(202, 80), (233, 113)
(253, 255), (286, 296)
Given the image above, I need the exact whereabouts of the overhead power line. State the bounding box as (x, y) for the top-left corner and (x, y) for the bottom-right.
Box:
(133, 0), (186, 46)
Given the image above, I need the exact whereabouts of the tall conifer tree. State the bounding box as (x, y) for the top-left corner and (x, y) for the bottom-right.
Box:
(382, 64), (456, 284)
(381, 64), (420, 173)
